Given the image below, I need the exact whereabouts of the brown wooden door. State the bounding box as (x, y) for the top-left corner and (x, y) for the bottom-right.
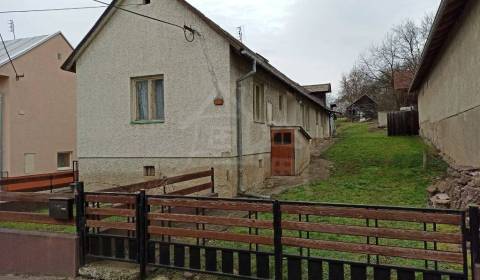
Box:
(271, 129), (295, 176)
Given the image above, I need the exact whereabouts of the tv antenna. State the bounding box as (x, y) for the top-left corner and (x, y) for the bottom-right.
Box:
(237, 26), (243, 42)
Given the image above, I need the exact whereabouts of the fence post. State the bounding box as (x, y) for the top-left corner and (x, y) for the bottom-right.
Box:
(470, 206), (480, 280)
(49, 175), (53, 193)
(137, 190), (147, 280)
(73, 181), (86, 266)
(273, 200), (283, 280)
(210, 167), (215, 193)
(73, 160), (79, 182)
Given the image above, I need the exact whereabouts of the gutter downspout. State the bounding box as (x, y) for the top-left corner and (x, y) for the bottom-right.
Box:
(236, 50), (256, 195)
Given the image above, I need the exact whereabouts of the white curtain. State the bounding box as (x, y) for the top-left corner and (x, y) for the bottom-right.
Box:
(136, 80), (148, 120)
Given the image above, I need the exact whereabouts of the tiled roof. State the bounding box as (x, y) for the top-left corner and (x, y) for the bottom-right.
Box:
(393, 71), (414, 91)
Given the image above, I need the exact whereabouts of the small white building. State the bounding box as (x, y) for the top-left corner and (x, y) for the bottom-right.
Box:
(62, 0), (333, 196)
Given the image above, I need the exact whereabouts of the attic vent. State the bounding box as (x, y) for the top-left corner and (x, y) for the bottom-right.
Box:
(144, 0), (151, 4)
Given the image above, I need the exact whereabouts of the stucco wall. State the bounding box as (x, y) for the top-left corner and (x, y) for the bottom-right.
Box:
(79, 157), (237, 197)
(294, 129), (311, 175)
(0, 34), (76, 177)
(75, 0), (238, 194)
(308, 105), (329, 139)
(76, 0), (232, 159)
(75, 0), (329, 195)
(230, 52), (328, 157)
(230, 52), (326, 190)
(417, 0), (480, 168)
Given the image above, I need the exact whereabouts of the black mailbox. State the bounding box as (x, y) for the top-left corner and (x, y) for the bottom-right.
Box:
(49, 197), (74, 220)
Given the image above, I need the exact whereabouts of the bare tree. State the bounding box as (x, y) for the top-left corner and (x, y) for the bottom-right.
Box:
(394, 14), (434, 72)
(336, 13), (434, 111)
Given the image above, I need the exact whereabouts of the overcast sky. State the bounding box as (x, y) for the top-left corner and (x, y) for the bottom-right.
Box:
(0, 0), (441, 96)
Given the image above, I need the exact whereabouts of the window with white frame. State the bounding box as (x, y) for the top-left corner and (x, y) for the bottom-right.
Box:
(132, 76), (165, 122)
(57, 152), (72, 170)
(24, 153), (36, 174)
(253, 82), (265, 122)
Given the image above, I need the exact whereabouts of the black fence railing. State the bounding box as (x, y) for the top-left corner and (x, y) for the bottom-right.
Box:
(73, 182), (480, 280)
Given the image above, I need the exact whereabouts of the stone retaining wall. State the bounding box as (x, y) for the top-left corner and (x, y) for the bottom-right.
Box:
(428, 165), (480, 209)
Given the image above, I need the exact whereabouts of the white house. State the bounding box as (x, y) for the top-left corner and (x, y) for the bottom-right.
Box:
(62, 0), (333, 197)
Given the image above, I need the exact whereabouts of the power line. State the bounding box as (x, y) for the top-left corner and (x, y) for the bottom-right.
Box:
(93, 0), (183, 30)
(0, 4), (144, 14)
(0, 32), (23, 80)
(91, 0), (199, 42)
(0, 1), (199, 42)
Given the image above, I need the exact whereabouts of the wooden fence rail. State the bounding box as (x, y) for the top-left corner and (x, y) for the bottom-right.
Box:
(0, 164), (78, 192)
(101, 168), (215, 196)
(0, 192), (75, 226)
(78, 190), (474, 280)
(1, 181), (477, 280)
(387, 110), (420, 136)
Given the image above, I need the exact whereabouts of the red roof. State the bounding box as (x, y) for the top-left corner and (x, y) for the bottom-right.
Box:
(394, 71), (414, 91)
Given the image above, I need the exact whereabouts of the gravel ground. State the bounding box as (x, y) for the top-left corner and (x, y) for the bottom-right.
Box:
(0, 276), (79, 280)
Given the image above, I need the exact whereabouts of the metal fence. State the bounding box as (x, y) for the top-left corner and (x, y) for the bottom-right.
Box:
(73, 182), (478, 280)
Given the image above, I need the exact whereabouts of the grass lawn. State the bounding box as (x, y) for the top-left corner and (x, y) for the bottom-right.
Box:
(1, 120), (459, 278)
(279, 119), (447, 207)
(208, 120), (461, 275)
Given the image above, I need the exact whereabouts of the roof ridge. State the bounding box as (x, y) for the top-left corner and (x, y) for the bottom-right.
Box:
(61, 0), (332, 111)
(0, 31), (63, 68)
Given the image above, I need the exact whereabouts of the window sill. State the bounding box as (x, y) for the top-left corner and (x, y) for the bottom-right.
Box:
(57, 167), (72, 171)
(131, 120), (165, 125)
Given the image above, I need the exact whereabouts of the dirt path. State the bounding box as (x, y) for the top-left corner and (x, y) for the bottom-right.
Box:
(257, 138), (335, 197)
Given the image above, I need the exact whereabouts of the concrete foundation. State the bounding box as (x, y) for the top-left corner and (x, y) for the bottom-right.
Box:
(420, 106), (480, 168)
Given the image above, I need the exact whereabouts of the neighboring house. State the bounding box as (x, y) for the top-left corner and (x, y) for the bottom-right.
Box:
(409, 0), (479, 168)
(0, 33), (76, 178)
(376, 70), (416, 128)
(61, 0), (333, 197)
(345, 94), (378, 121)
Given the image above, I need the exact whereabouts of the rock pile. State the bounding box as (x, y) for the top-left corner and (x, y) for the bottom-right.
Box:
(427, 165), (480, 209)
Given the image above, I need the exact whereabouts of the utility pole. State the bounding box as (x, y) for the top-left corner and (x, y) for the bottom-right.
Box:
(8, 20), (15, 40)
